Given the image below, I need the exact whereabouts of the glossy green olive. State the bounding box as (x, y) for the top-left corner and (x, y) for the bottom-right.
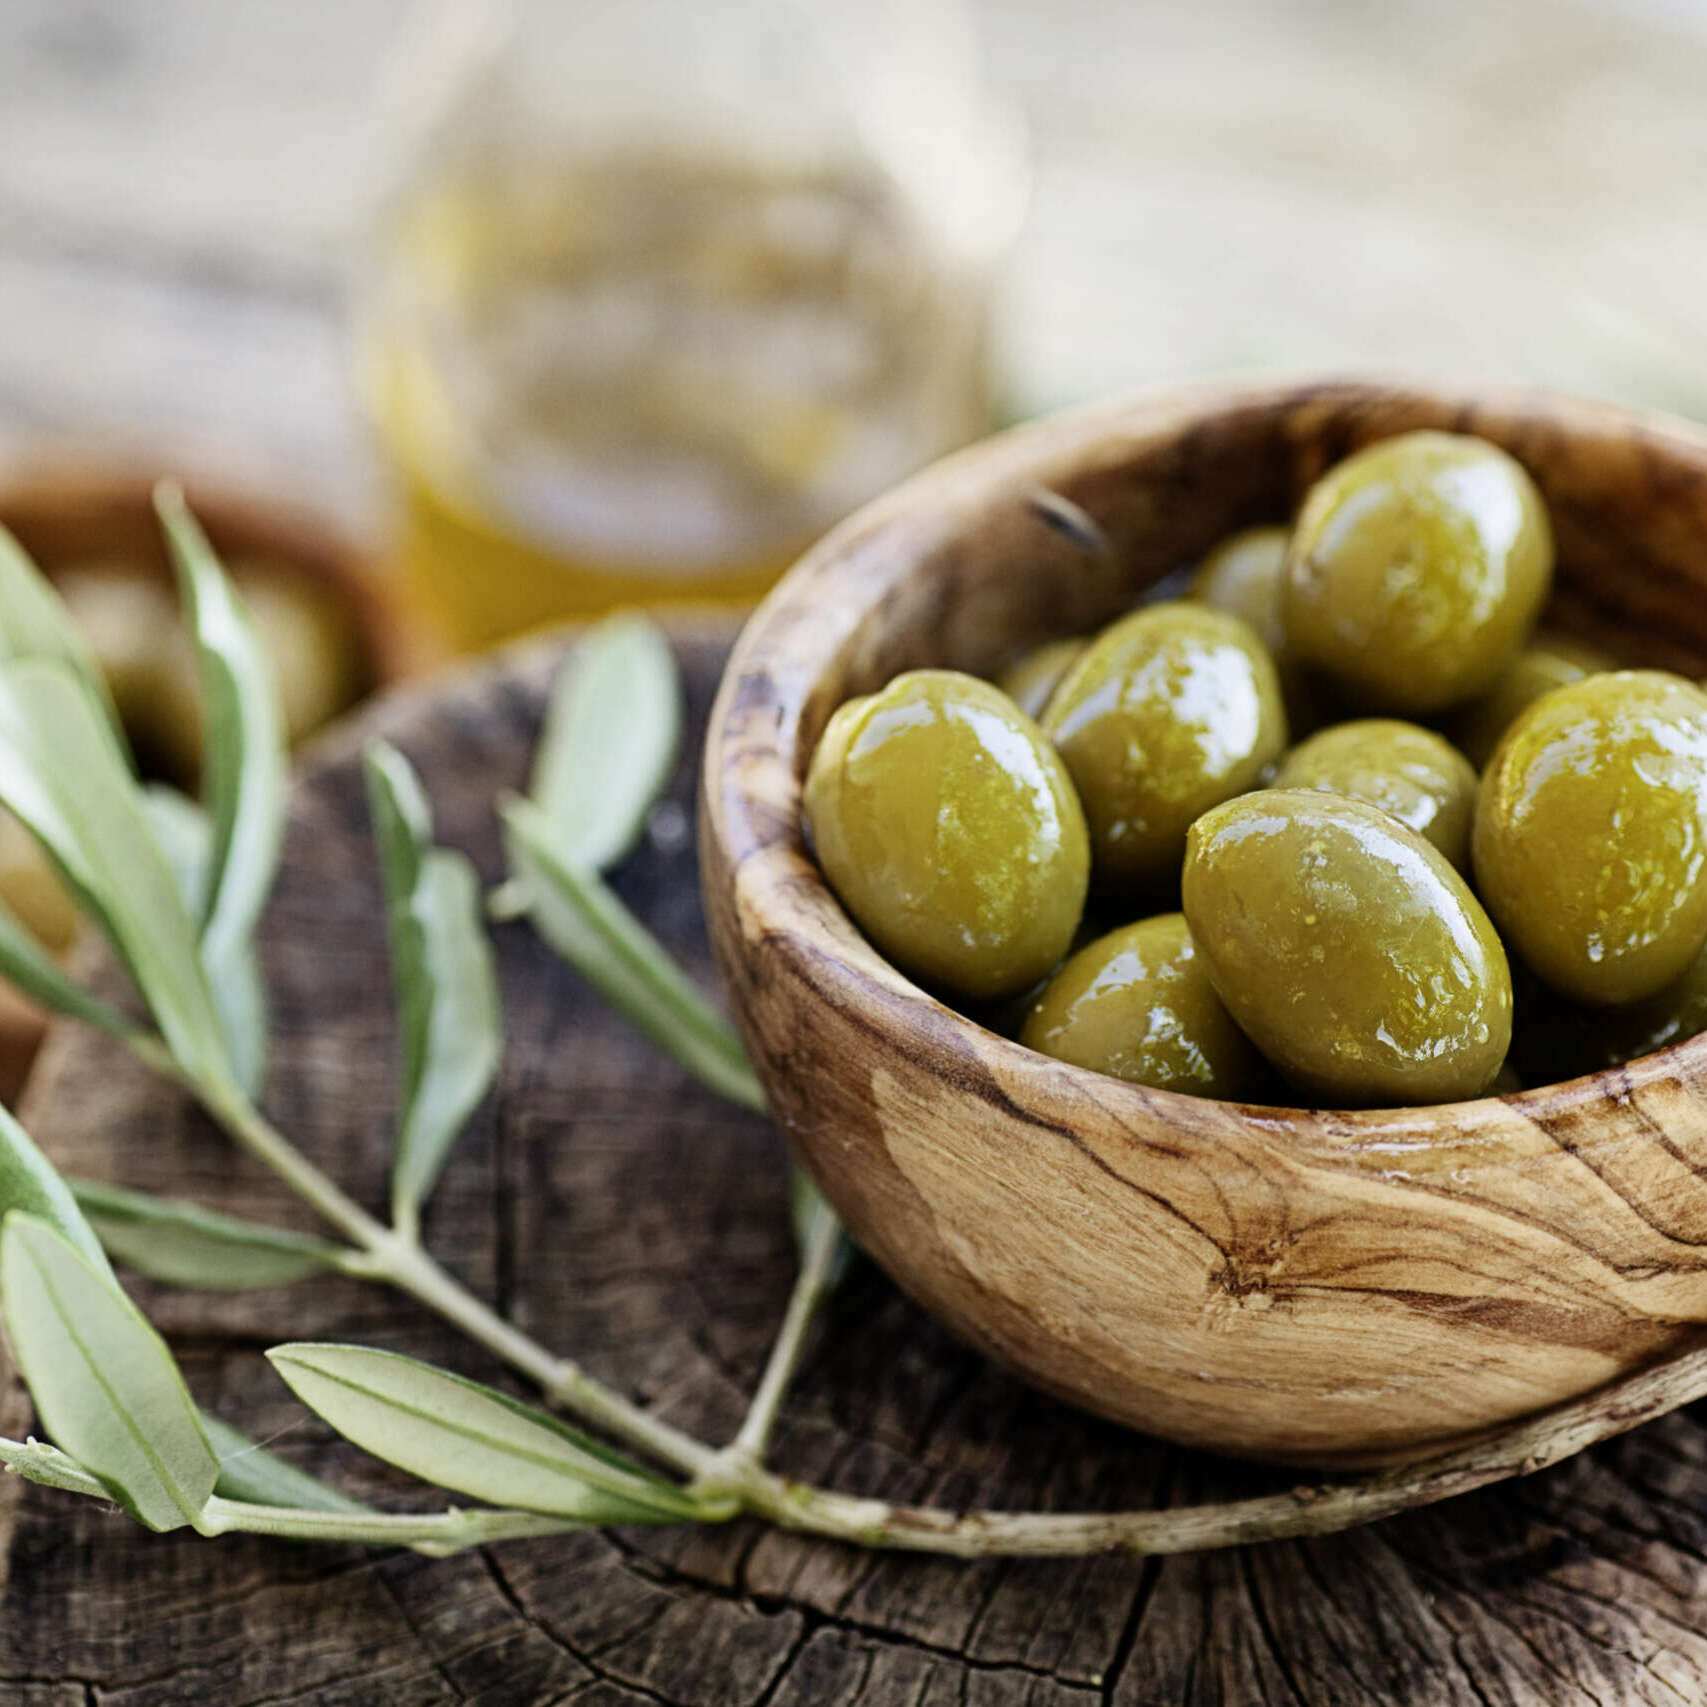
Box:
(1192, 525), (1326, 733)
(1271, 718), (1478, 869)
(1284, 430), (1554, 715)
(1191, 527), (1290, 654)
(1042, 603), (1287, 888)
(997, 638), (1085, 721)
(804, 669), (1089, 1000)
(1020, 913), (1264, 1097)
(1447, 635), (1612, 770)
(1182, 790), (1511, 1104)
(1473, 670), (1707, 1005)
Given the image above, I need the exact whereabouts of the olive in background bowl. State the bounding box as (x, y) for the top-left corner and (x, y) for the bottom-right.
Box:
(702, 377), (1707, 1469)
(0, 454), (424, 1097)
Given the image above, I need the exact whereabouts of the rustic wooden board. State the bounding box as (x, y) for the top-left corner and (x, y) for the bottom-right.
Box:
(3, 633), (1707, 1705)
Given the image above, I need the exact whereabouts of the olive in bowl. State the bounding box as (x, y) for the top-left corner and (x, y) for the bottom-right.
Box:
(802, 669), (1088, 1001)
(1270, 718), (1478, 869)
(702, 377), (1707, 1467)
(1474, 670), (1707, 1005)
(1182, 789), (1510, 1105)
(1020, 913), (1264, 1098)
(1040, 603), (1287, 889)
(1284, 429), (1554, 715)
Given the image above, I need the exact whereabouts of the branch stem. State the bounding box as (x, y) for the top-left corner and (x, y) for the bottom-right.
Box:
(193, 1079), (717, 1482)
(722, 1200), (843, 1467)
(196, 1495), (576, 1555)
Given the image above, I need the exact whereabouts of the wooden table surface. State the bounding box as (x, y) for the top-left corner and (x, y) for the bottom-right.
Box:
(4, 634), (1707, 1707)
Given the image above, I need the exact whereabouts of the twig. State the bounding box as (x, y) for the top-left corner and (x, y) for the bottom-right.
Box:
(717, 1191), (844, 1470)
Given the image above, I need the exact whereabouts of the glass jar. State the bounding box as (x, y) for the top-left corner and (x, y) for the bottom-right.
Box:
(355, 0), (1024, 650)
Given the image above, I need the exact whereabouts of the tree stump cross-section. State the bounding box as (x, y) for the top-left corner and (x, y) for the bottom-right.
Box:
(1, 634), (1706, 1705)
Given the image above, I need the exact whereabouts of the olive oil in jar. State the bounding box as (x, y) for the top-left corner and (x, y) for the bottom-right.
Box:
(358, 146), (996, 648)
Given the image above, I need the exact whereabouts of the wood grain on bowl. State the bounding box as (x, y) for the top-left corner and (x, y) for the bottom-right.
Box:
(700, 377), (1707, 1468)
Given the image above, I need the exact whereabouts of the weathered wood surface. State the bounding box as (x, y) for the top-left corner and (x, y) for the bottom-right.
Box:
(1, 633), (1707, 1703)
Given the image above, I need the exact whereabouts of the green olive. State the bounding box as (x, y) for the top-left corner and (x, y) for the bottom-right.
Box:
(1474, 670), (1707, 1005)
(1447, 635), (1612, 770)
(1191, 526), (1290, 654)
(805, 669), (1089, 1000)
(1041, 603), (1287, 889)
(1191, 525), (1326, 734)
(1182, 789), (1511, 1104)
(1271, 718), (1478, 870)
(1284, 430), (1554, 714)
(1020, 913), (1264, 1097)
(997, 638), (1085, 721)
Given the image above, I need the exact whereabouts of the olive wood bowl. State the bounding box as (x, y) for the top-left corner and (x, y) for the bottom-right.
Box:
(700, 376), (1707, 1470)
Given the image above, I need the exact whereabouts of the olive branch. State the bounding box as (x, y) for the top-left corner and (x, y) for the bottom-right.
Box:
(0, 493), (1682, 1560)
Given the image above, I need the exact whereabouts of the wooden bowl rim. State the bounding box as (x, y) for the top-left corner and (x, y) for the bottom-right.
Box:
(704, 373), (1707, 1179)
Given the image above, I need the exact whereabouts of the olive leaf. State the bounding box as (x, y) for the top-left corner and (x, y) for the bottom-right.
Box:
(69, 1177), (356, 1291)
(267, 1343), (722, 1524)
(156, 486), (286, 956)
(0, 1213), (219, 1531)
(141, 785), (212, 922)
(0, 1435), (112, 1500)
(0, 1101), (115, 1277)
(500, 797), (763, 1112)
(0, 1108), (355, 1515)
(199, 1412), (371, 1515)
(529, 614), (682, 874)
(364, 743), (503, 1234)
(141, 786), (268, 1097)
(0, 524), (124, 741)
(0, 658), (234, 1094)
(0, 892), (138, 1042)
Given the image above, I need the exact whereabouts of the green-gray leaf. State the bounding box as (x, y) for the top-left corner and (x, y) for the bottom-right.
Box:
(267, 1343), (717, 1524)
(365, 743), (503, 1232)
(200, 1412), (370, 1514)
(0, 659), (233, 1093)
(155, 486), (286, 982)
(0, 1105), (113, 1278)
(502, 797), (763, 1111)
(531, 615), (681, 873)
(141, 785), (212, 923)
(142, 785), (268, 1097)
(70, 1177), (353, 1290)
(0, 891), (137, 1042)
(1, 1213), (218, 1530)
(0, 524), (123, 741)
(0, 1434), (112, 1500)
